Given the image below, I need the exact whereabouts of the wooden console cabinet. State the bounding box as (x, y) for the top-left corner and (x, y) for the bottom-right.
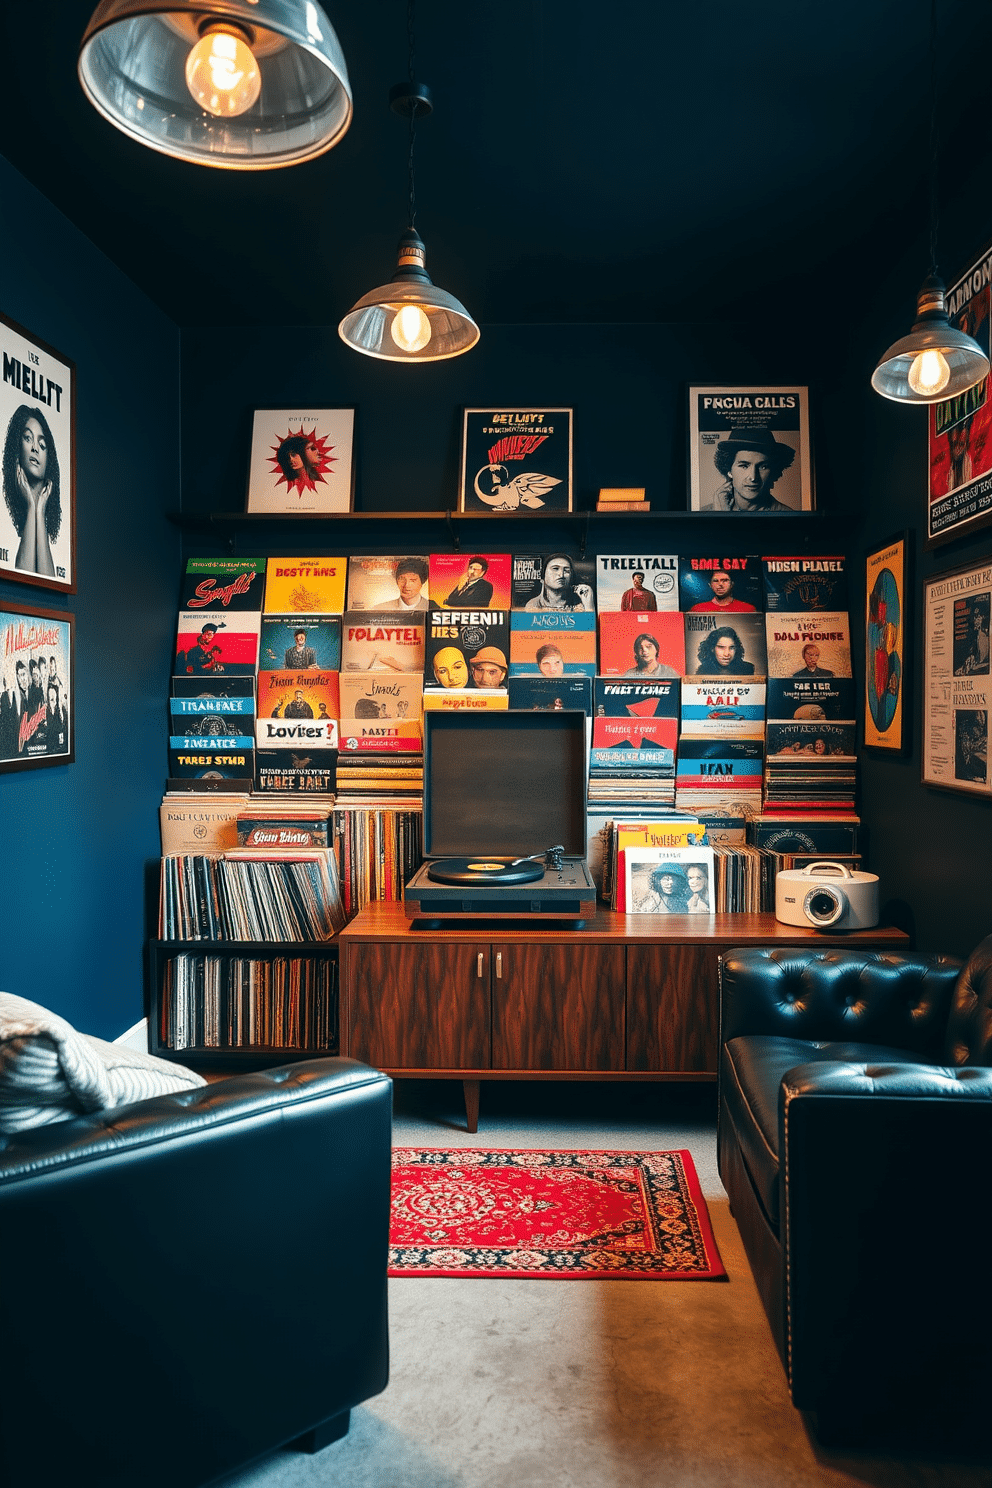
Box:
(338, 906), (910, 1130)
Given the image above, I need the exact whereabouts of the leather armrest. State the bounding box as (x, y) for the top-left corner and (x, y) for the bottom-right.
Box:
(720, 948), (961, 1055)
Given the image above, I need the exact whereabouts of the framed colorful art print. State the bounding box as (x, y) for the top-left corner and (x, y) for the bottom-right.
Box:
(926, 238), (992, 547)
(459, 408), (572, 513)
(245, 408), (355, 514)
(864, 532), (910, 755)
(0, 598), (74, 772)
(922, 556), (992, 798)
(0, 309), (76, 593)
(687, 385), (813, 514)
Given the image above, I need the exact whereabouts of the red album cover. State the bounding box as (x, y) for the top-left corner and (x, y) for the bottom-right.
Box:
(428, 553), (512, 609)
(256, 670), (340, 721)
(591, 716), (678, 752)
(597, 611), (685, 677)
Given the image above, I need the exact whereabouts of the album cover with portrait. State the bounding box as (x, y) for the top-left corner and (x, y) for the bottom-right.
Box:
(174, 610), (260, 677)
(625, 846), (716, 915)
(258, 614), (341, 672)
(256, 670), (339, 722)
(346, 554), (430, 611)
(509, 617), (597, 677)
(597, 611), (685, 678)
(683, 613), (767, 679)
(428, 552), (512, 609)
(424, 609), (510, 692)
(764, 612), (852, 679)
(594, 554), (679, 612)
(246, 409), (355, 514)
(511, 553), (596, 611)
(687, 386), (812, 514)
(677, 555), (763, 612)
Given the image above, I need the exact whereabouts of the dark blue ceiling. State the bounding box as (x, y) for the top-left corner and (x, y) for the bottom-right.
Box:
(1, 1), (989, 328)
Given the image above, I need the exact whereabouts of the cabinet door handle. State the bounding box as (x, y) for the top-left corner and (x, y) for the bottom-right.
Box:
(495, 951), (503, 979)
(477, 952), (484, 978)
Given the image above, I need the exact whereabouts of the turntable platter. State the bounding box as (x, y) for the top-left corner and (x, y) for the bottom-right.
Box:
(426, 857), (545, 886)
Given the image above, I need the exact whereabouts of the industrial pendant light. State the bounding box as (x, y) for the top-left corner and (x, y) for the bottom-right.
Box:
(872, 0), (989, 402)
(78, 1), (352, 170)
(338, 1), (478, 363)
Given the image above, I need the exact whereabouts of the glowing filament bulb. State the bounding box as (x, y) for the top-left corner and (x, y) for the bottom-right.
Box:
(390, 304), (432, 353)
(186, 29), (261, 118)
(907, 347), (951, 398)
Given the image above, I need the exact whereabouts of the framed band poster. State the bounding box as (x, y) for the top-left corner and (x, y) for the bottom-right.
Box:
(687, 385), (813, 513)
(0, 309), (76, 593)
(927, 238), (992, 546)
(922, 557), (992, 797)
(0, 599), (74, 772)
(864, 532), (910, 755)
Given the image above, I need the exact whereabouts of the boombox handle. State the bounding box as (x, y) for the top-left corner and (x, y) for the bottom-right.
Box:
(800, 861), (854, 879)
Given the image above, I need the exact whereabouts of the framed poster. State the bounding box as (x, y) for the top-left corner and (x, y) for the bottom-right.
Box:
(245, 408), (355, 514)
(922, 557), (992, 798)
(459, 408), (572, 513)
(864, 532), (910, 755)
(688, 385), (813, 513)
(927, 239), (992, 546)
(0, 599), (74, 772)
(0, 309), (75, 592)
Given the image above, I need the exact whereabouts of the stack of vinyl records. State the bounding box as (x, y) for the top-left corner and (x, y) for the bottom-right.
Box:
(158, 851), (344, 941)
(161, 955), (337, 1052)
(332, 807), (423, 919)
(588, 677), (678, 808)
(333, 753), (423, 805)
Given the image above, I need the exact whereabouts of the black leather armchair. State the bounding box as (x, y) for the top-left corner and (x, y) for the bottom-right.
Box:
(0, 1058), (392, 1488)
(718, 941), (992, 1447)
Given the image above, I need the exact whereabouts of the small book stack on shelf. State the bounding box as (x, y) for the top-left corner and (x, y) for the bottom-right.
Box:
(596, 487), (650, 513)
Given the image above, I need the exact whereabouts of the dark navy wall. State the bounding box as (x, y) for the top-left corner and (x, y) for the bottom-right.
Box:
(0, 154), (180, 1039)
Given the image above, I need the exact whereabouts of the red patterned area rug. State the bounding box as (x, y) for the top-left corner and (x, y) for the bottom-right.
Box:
(389, 1148), (726, 1280)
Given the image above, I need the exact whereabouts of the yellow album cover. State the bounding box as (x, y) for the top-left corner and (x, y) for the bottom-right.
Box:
(263, 557), (346, 615)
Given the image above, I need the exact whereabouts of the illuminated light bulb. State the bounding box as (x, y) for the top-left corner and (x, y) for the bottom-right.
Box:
(390, 304), (432, 353)
(185, 28), (261, 118)
(907, 347), (951, 398)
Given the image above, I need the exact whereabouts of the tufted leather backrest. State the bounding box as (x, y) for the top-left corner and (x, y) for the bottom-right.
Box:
(720, 948), (962, 1056)
(944, 934), (992, 1066)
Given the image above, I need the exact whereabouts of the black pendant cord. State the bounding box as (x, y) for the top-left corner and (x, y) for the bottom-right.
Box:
(407, 0), (418, 231)
(927, 0), (939, 277)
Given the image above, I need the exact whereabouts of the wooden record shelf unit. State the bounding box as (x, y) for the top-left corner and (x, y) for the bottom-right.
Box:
(147, 939), (339, 1071)
(338, 906), (910, 1132)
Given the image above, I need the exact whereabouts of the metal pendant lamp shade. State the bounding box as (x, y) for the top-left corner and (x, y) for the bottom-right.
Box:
(78, 0), (353, 170)
(871, 274), (990, 403)
(339, 229), (480, 363)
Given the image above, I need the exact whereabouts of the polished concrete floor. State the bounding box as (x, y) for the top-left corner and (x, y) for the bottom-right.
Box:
(220, 1080), (987, 1488)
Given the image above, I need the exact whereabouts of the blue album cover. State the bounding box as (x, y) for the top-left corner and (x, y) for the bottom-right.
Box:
(767, 676), (855, 720)
(170, 696), (254, 720)
(507, 676), (592, 712)
(676, 737), (764, 782)
(763, 556), (848, 612)
(258, 614), (342, 672)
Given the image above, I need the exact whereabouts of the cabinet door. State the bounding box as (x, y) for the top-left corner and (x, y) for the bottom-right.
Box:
(345, 941), (491, 1069)
(491, 942), (625, 1070)
(625, 945), (717, 1072)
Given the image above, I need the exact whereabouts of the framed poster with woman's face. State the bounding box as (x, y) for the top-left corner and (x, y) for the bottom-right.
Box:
(245, 408), (356, 514)
(0, 310), (76, 593)
(687, 385), (813, 514)
(0, 598), (74, 772)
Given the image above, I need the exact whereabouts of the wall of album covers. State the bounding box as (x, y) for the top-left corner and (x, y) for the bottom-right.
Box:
(0, 153), (181, 1038)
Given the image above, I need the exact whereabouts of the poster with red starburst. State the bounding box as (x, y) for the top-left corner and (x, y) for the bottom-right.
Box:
(246, 408), (355, 514)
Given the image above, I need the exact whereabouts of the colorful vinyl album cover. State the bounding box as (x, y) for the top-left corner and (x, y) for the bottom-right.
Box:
(255, 714), (338, 750)
(677, 555), (763, 612)
(459, 408), (571, 513)
(508, 676), (592, 713)
(346, 555), (430, 612)
(928, 244), (992, 542)
(0, 607), (72, 764)
(256, 669), (339, 722)
(179, 557), (266, 613)
(170, 729), (254, 755)
(340, 612), (425, 674)
(510, 553), (595, 611)
(263, 557), (347, 614)
(421, 689), (509, 711)
(675, 738), (764, 788)
(765, 721), (856, 756)
(428, 552), (512, 609)
(171, 676), (255, 700)
(254, 750), (336, 793)
(246, 409), (354, 515)
(169, 694), (256, 734)
(764, 612), (852, 679)
(767, 675), (855, 720)
(258, 614), (341, 672)
(339, 672), (423, 721)
(594, 678), (679, 719)
(508, 620), (597, 677)
(174, 610), (260, 677)
(169, 748), (256, 781)
(762, 555), (848, 612)
(683, 613), (767, 678)
(594, 554), (679, 612)
(425, 610), (510, 691)
(688, 386), (811, 513)
(597, 611), (685, 678)
(591, 716), (677, 768)
(0, 316), (74, 590)
(680, 681), (766, 737)
(625, 846), (716, 915)
(338, 726), (423, 752)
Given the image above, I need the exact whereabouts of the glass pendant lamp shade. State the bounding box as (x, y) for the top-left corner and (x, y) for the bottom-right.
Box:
(339, 230), (480, 363)
(872, 280), (991, 404)
(78, 0), (352, 170)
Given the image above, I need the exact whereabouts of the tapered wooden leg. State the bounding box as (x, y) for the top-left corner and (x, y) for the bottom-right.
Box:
(288, 1410), (350, 1453)
(463, 1079), (480, 1134)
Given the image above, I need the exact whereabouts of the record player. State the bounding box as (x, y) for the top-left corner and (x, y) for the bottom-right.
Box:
(404, 711), (597, 923)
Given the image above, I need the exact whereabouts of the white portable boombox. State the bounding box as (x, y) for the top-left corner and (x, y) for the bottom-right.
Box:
(775, 862), (880, 930)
